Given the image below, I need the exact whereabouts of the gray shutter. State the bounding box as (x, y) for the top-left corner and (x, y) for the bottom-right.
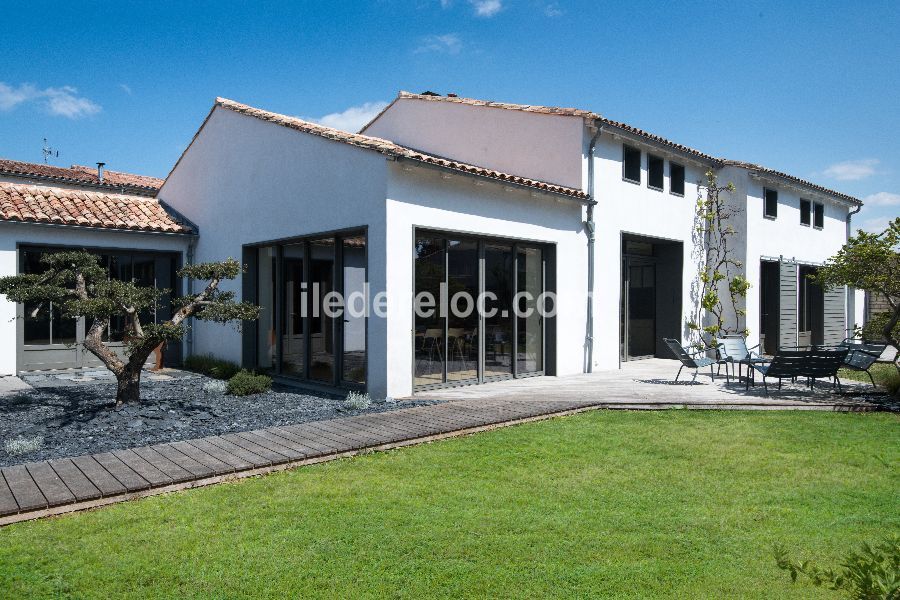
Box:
(822, 285), (846, 345)
(779, 259), (798, 350)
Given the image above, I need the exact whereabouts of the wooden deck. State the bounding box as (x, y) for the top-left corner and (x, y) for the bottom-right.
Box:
(0, 397), (605, 525)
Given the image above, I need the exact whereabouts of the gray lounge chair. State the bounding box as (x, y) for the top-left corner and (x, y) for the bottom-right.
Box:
(664, 338), (716, 383)
(837, 339), (888, 388)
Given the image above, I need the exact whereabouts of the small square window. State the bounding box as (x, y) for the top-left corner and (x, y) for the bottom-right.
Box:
(670, 163), (685, 196)
(647, 154), (664, 191)
(813, 202), (824, 229)
(764, 188), (778, 218)
(800, 199), (811, 226)
(623, 145), (641, 184)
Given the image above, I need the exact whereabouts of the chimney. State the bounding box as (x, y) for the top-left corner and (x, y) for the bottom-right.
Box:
(447, 93), (458, 98)
(96, 162), (106, 183)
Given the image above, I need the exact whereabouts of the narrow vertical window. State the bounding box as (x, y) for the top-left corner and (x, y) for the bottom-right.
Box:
(813, 202), (824, 229)
(647, 154), (664, 191)
(670, 163), (685, 196)
(800, 199), (811, 226)
(622, 145), (641, 183)
(764, 188), (778, 218)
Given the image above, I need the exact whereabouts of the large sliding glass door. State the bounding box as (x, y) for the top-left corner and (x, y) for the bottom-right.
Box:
(413, 230), (549, 390)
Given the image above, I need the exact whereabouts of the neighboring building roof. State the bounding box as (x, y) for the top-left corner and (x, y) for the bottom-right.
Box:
(0, 182), (195, 234)
(378, 91), (860, 205)
(0, 158), (163, 195)
(208, 98), (589, 201)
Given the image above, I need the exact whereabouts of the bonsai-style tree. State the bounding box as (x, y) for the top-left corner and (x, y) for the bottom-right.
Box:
(688, 170), (751, 349)
(813, 217), (900, 386)
(0, 251), (260, 405)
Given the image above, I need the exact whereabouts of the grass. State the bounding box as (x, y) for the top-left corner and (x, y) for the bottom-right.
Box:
(182, 354), (241, 380)
(839, 362), (900, 395)
(0, 410), (897, 598)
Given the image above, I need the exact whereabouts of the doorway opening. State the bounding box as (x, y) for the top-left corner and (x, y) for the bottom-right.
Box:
(619, 234), (683, 361)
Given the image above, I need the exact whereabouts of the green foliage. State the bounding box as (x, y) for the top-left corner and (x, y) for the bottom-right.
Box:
(178, 258), (243, 281)
(814, 218), (900, 299)
(774, 536), (900, 599)
(183, 354), (241, 380)
(863, 312), (900, 345)
(226, 370), (272, 396)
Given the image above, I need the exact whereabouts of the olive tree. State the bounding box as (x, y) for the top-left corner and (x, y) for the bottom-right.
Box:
(813, 217), (900, 385)
(0, 251), (259, 405)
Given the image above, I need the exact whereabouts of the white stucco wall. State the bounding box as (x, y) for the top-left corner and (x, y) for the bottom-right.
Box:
(158, 107), (390, 394)
(737, 168), (854, 349)
(384, 162), (589, 397)
(364, 98), (585, 189)
(0, 223), (190, 375)
(591, 134), (710, 369)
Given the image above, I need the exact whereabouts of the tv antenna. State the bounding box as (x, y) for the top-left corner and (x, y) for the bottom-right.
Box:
(42, 138), (59, 164)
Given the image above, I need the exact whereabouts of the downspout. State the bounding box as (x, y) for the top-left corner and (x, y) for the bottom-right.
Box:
(845, 202), (863, 336)
(584, 124), (603, 372)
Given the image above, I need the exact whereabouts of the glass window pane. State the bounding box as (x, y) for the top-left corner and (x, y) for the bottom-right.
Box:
(623, 145), (641, 182)
(281, 243), (306, 377)
(670, 163), (685, 196)
(257, 246), (277, 371)
(447, 239), (478, 382)
(484, 244), (513, 378)
(23, 301), (51, 345)
(309, 238), (335, 383)
(648, 155), (664, 190)
(414, 236), (445, 386)
(342, 235), (367, 384)
(517, 246), (543, 374)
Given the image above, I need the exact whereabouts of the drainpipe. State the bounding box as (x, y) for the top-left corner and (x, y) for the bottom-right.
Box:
(186, 240), (195, 358)
(584, 125), (603, 372)
(845, 202), (863, 336)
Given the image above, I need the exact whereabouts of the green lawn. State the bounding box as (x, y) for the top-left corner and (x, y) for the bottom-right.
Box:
(0, 411), (897, 599)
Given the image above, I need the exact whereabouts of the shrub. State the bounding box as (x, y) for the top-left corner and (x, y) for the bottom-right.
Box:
(184, 354), (241, 380)
(774, 536), (900, 599)
(342, 391), (371, 411)
(4, 435), (44, 457)
(202, 380), (228, 395)
(226, 370), (272, 396)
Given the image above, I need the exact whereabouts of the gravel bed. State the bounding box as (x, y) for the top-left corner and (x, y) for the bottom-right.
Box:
(0, 374), (442, 467)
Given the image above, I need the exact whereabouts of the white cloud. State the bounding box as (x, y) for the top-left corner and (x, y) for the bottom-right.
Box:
(470, 0), (502, 17)
(0, 81), (100, 118)
(861, 191), (900, 207)
(119, 83), (132, 95)
(415, 33), (463, 54)
(544, 2), (564, 16)
(310, 101), (389, 133)
(822, 158), (879, 181)
(858, 214), (894, 234)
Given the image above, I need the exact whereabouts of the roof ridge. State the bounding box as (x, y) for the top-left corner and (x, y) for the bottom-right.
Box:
(0, 157), (162, 193)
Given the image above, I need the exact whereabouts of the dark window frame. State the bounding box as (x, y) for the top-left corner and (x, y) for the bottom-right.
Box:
(669, 162), (685, 197)
(764, 188), (778, 219)
(813, 202), (825, 229)
(622, 144), (641, 185)
(647, 154), (664, 192)
(800, 199), (811, 226)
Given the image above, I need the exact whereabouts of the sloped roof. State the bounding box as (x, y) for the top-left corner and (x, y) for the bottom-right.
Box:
(0, 158), (163, 195)
(381, 92), (860, 205)
(0, 182), (195, 234)
(210, 98), (589, 200)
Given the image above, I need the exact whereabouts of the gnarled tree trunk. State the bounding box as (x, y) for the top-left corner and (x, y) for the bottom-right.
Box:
(116, 367), (142, 406)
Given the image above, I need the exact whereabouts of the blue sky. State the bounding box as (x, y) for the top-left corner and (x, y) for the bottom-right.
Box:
(1, 0), (897, 231)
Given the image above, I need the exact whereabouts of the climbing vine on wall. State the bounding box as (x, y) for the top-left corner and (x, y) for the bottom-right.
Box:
(688, 170), (751, 349)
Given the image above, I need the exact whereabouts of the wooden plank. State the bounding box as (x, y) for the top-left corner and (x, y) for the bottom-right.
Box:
(70, 456), (127, 497)
(235, 432), (304, 461)
(0, 471), (21, 515)
(184, 438), (251, 471)
(250, 430), (313, 459)
(267, 426), (340, 455)
(48, 458), (102, 501)
(220, 433), (290, 464)
(25, 462), (75, 506)
(276, 425), (349, 453)
(130, 447), (193, 484)
(2, 465), (47, 512)
(169, 441), (233, 475)
(203, 436), (271, 468)
(93, 453), (150, 492)
(112, 449), (172, 487)
(152, 444), (216, 479)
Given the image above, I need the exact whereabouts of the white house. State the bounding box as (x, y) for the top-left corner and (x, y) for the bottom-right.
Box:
(0, 92), (867, 401)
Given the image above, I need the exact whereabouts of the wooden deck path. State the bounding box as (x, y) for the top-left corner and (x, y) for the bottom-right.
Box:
(0, 397), (604, 525)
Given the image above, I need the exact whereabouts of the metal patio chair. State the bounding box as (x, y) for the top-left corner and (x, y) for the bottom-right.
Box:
(663, 338), (717, 383)
(837, 339), (888, 388)
(716, 334), (766, 382)
(746, 347), (849, 395)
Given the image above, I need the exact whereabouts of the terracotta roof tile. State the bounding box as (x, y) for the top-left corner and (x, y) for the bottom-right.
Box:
(0, 183), (195, 234)
(214, 98), (589, 201)
(0, 159), (162, 194)
(389, 92), (860, 205)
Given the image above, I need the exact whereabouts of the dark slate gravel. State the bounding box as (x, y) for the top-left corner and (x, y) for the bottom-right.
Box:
(0, 374), (441, 467)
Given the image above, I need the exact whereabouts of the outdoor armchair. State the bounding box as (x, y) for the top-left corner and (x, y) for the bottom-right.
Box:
(663, 338), (717, 383)
(716, 334), (766, 382)
(837, 339), (888, 388)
